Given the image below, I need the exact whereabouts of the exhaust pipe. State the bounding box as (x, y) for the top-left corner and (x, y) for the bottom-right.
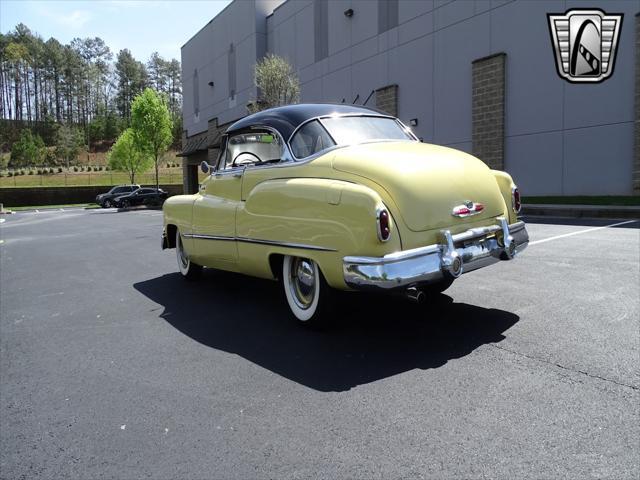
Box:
(406, 287), (426, 304)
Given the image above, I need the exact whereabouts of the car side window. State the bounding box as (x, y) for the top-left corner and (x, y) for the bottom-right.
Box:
(290, 120), (336, 159)
(221, 131), (284, 170)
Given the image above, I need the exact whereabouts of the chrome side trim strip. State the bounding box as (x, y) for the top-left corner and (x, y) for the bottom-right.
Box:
(183, 233), (336, 252)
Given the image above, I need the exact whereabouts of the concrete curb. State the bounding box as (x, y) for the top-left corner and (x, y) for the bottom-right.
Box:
(522, 204), (640, 220)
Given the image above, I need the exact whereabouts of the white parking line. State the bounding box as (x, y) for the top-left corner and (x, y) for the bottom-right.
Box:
(529, 219), (639, 246)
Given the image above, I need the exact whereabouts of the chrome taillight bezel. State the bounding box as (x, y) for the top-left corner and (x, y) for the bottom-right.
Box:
(376, 207), (391, 242)
(511, 186), (521, 213)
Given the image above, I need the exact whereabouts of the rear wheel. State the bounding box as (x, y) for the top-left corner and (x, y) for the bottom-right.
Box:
(176, 228), (202, 280)
(282, 255), (332, 327)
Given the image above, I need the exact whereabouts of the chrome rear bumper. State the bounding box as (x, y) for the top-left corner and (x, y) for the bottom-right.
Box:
(343, 217), (528, 291)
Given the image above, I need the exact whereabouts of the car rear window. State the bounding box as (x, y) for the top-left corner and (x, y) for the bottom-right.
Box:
(320, 116), (413, 145)
(290, 120), (336, 159)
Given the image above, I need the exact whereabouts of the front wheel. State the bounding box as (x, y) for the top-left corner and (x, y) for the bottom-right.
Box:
(282, 255), (332, 327)
(176, 228), (202, 280)
(103, 199), (112, 208)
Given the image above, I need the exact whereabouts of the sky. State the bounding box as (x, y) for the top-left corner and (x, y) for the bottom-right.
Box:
(0, 0), (232, 62)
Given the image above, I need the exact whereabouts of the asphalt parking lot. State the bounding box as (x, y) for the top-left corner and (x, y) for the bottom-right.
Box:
(0, 208), (638, 479)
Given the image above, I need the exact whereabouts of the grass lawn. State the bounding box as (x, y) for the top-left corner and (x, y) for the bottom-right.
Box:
(0, 168), (183, 187)
(523, 196), (640, 206)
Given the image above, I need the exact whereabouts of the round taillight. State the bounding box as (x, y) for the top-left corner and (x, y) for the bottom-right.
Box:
(512, 187), (521, 213)
(377, 209), (390, 242)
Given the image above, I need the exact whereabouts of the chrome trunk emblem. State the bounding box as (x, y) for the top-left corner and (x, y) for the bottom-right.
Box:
(452, 201), (484, 218)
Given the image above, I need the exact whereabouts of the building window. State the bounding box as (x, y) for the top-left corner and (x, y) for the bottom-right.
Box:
(193, 68), (199, 116)
(378, 0), (399, 34)
(228, 43), (236, 99)
(314, 0), (328, 62)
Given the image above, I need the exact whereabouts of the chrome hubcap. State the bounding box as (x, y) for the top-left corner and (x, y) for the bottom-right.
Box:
(289, 258), (316, 309)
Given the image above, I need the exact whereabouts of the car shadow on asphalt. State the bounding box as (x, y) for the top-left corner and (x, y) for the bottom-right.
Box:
(133, 271), (519, 392)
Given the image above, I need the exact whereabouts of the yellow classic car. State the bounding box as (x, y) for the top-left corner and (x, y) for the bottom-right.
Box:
(162, 104), (528, 326)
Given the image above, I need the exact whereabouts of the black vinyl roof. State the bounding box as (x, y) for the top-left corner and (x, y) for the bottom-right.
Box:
(226, 103), (386, 140)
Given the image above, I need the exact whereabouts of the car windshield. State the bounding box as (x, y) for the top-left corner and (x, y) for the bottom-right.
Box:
(319, 116), (414, 146)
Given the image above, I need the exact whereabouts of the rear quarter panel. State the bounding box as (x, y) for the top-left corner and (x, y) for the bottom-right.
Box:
(236, 178), (402, 289)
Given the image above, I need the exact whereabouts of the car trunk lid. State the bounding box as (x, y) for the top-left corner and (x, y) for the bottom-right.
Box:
(332, 141), (505, 232)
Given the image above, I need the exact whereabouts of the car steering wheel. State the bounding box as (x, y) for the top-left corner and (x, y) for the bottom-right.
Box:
(232, 151), (261, 167)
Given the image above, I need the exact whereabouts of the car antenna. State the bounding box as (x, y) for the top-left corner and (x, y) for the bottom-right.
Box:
(362, 89), (374, 106)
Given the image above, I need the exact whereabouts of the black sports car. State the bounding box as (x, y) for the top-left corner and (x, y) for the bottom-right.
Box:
(96, 185), (140, 208)
(114, 188), (168, 208)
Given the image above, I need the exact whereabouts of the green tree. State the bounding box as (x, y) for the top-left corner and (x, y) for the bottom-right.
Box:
(131, 88), (172, 190)
(108, 128), (152, 184)
(115, 49), (147, 124)
(9, 129), (45, 167)
(249, 54), (300, 113)
(55, 124), (83, 168)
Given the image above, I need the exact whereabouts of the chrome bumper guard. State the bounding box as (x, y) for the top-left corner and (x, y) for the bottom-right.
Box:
(343, 217), (528, 291)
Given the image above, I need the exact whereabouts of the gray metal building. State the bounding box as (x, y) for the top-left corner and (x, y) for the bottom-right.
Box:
(180, 0), (639, 196)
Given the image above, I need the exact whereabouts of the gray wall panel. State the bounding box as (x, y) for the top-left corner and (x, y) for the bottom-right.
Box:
(389, 36), (434, 141)
(351, 0), (379, 44)
(329, 48), (352, 73)
(491, 0), (564, 138)
(399, 0), (435, 23)
(563, 123), (634, 195)
(275, 15), (297, 64)
(434, 12), (490, 145)
(399, 11), (434, 45)
(351, 36), (378, 63)
(434, 0), (475, 29)
(506, 132), (564, 195)
(301, 77), (322, 103)
(322, 67), (352, 103)
(351, 53), (388, 105)
(474, 0), (492, 15)
(328, 0), (352, 55)
(295, 4), (315, 69)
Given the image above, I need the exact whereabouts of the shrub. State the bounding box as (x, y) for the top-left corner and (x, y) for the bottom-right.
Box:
(105, 165), (110, 171)
(36, 169), (43, 175)
(49, 168), (54, 174)
(6, 171), (12, 177)
(19, 170), (25, 175)
(28, 170), (34, 175)
(73, 166), (78, 172)
(58, 167), (63, 173)
(98, 166), (103, 171)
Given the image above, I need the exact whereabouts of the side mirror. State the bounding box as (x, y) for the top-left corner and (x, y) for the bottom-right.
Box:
(200, 161), (214, 174)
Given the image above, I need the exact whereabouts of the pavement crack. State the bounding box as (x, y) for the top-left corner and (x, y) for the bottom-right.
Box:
(488, 343), (639, 391)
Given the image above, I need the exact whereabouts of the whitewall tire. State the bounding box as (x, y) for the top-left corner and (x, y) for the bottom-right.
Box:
(176, 228), (202, 280)
(282, 255), (332, 327)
